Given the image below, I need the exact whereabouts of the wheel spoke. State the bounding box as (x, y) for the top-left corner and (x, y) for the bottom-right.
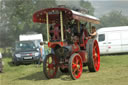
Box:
(78, 68), (81, 72)
(47, 68), (51, 76)
(72, 63), (77, 68)
(76, 56), (79, 64)
(44, 54), (58, 78)
(70, 54), (83, 79)
(94, 46), (96, 49)
(73, 67), (78, 74)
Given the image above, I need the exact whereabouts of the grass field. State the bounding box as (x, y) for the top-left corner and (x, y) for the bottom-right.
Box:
(0, 54), (128, 85)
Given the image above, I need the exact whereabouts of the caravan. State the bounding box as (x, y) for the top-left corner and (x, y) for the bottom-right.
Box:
(97, 26), (128, 54)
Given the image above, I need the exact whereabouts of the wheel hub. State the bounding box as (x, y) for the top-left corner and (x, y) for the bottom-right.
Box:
(77, 65), (80, 68)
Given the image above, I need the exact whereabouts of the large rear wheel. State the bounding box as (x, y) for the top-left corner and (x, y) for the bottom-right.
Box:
(86, 39), (100, 72)
(68, 53), (83, 80)
(43, 54), (58, 79)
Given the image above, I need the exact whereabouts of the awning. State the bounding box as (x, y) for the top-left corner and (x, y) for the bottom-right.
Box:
(33, 8), (100, 24)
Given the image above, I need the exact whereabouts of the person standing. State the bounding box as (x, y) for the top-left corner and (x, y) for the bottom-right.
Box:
(0, 52), (3, 73)
(86, 26), (97, 40)
(39, 42), (45, 63)
(90, 26), (97, 39)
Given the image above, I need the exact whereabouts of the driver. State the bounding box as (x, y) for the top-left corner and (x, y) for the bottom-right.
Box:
(50, 23), (60, 40)
(87, 26), (97, 39)
(53, 24), (60, 40)
(72, 35), (80, 52)
(90, 26), (97, 38)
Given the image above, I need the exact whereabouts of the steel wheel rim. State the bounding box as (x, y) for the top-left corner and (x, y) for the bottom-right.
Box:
(72, 55), (83, 79)
(93, 40), (100, 71)
(46, 55), (57, 78)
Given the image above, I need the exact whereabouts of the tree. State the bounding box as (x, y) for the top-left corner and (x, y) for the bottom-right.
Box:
(0, 0), (57, 48)
(80, 0), (95, 15)
(98, 10), (128, 28)
(1, 0), (95, 48)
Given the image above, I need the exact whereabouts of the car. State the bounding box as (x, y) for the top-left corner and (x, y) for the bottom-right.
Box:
(12, 40), (41, 65)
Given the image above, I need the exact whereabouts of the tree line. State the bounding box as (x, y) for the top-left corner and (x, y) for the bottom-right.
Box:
(0, 0), (128, 49)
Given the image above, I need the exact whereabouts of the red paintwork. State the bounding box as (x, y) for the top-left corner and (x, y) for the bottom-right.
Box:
(78, 51), (87, 63)
(72, 54), (83, 79)
(72, 43), (80, 53)
(80, 29), (89, 49)
(48, 42), (67, 48)
(33, 8), (72, 24)
(93, 40), (100, 71)
(33, 7), (100, 24)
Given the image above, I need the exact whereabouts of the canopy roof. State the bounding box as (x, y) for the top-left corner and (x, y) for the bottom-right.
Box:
(33, 7), (100, 24)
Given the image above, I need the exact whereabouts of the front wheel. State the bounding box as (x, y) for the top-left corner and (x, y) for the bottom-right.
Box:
(86, 39), (100, 72)
(43, 54), (58, 79)
(68, 53), (83, 80)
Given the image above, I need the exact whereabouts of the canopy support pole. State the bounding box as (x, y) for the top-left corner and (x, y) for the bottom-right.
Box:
(89, 22), (92, 33)
(46, 13), (49, 42)
(77, 21), (80, 33)
(60, 11), (64, 42)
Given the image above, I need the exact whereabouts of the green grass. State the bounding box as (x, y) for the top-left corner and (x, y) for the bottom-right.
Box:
(1, 55), (128, 85)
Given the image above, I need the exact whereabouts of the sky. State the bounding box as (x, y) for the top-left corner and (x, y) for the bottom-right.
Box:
(56, 0), (128, 17)
(86, 0), (128, 17)
(0, 0), (128, 17)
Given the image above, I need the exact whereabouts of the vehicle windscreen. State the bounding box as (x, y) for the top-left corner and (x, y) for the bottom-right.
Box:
(15, 41), (36, 52)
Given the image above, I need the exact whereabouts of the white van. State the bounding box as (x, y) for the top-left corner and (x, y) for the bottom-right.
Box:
(97, 26), (128, 54)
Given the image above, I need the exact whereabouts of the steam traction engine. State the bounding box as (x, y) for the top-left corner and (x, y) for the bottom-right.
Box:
(33, 7), (100, 80)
